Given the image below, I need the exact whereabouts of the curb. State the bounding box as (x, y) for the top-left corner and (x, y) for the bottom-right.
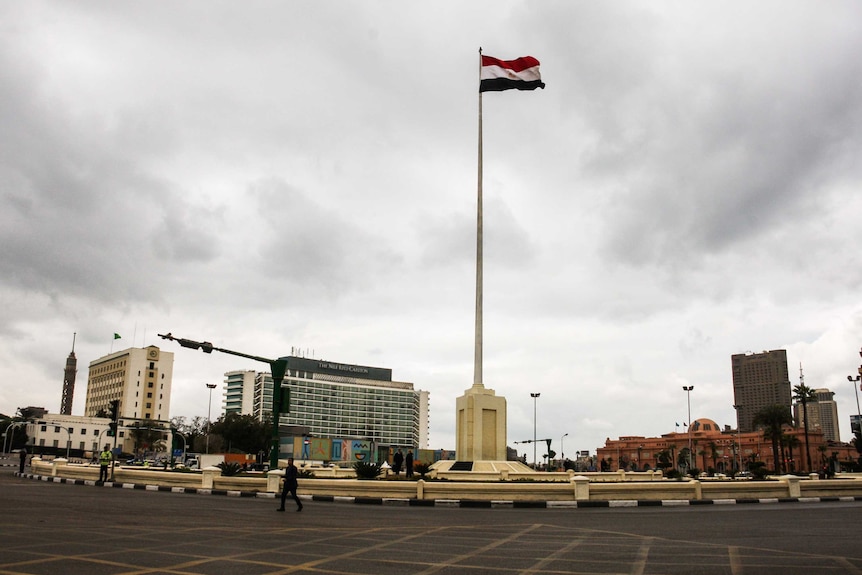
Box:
(13, 472), (862, 509)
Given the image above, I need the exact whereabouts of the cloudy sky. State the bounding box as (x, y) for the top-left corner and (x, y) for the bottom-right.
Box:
(3, 1), (862, 457)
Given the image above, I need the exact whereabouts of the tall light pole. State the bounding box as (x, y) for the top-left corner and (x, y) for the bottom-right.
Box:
(561, 432), (568, 464)
(733, 404), (743, 473)
(682, 386), (694, 470)
(206, 383), (217, 455)
(530, 393), (540, 468)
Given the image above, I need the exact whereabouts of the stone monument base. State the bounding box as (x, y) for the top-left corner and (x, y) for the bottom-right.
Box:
(431, 460), (533, 473)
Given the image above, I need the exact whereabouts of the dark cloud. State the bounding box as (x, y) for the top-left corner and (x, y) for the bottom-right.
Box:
(2, 2), (861, 452)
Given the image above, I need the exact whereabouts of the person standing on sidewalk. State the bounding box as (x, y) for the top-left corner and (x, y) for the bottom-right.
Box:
(98, 444), (112, 483)
(18, 447), (27, 474)
(277, 458), (303, 512)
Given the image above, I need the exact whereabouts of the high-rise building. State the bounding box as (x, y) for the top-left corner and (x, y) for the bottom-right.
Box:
(793, 401), (822, 434)
(222, 356), (429, 448)
(60, 333), (78, 415)
(84, 346), (174, 421)
(732, 350), (791, 433)
(814, 388), (839, 442)
(224, 370), (256, 417)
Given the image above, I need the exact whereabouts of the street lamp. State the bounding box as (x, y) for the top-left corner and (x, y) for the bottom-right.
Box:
(206, 383), (217, 455)
(682, 386), (694, 470)
(733, 404), (743, 473)
(530, 393), (540, 468)
(561, 432), (568, 464)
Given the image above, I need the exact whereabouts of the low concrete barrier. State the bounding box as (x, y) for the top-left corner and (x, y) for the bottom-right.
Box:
(27, 458), (862, 502)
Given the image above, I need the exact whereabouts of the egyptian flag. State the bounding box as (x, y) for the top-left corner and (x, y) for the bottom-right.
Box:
(480, 55), (545, 92)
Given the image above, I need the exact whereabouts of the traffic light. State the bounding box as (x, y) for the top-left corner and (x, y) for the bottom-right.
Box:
(107, 399), (120, 436)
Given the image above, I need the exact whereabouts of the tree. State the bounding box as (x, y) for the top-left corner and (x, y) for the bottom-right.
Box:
(783, 434), (801, 473)
(709, 441), (719, 471)
(128, 419), (166, 456)
(752, 404), (793, 474)
(655, 449), (673, 470)
(171, 416), (207, 453)
(1, 416), (29, 451)
(792, 383), (817, 472)
(209, 413), (271, 456)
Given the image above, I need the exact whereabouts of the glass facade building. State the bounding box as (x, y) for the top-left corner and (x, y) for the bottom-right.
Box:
(223, 356), (426, 448)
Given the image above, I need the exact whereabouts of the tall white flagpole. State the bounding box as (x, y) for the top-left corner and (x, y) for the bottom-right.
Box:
(474, 47), (484, 387)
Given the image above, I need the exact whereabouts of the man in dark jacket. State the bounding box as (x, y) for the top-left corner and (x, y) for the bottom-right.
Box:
(277, 458), (303, 512)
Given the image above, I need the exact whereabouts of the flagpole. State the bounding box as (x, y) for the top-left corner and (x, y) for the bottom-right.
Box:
(474, 47), (484, 388)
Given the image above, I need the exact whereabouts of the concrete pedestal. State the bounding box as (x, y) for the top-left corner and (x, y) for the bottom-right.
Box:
(455, 383), (507, 461)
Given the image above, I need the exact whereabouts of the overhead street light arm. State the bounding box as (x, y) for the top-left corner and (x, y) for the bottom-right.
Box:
(158, 333), (275, 364)
(157, 332), (288, 470)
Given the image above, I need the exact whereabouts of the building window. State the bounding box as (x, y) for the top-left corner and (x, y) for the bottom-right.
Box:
(80, 428), (87, 435)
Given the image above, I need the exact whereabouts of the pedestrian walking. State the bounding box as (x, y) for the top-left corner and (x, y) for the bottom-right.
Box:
(18, 446), (27, 474)
(277, 457), (303, 512)
(98, 444), (112, 482)
(405, 450), (414, 478)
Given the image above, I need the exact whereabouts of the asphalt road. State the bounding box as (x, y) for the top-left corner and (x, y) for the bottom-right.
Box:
(2, 468), (861, 575)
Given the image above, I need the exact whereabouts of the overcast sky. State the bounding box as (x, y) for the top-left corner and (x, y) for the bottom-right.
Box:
(3, 1), (862, 457)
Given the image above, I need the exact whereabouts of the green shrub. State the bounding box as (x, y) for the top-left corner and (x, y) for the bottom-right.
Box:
(665, 468), (682, 480)
(217, 461), (242, 476)
(353, 461), (382, 480)
(298, 468), (315, 478)
(414, 462), (432, 478)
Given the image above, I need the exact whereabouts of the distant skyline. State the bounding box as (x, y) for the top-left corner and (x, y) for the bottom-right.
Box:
(2, 2), (862, 457)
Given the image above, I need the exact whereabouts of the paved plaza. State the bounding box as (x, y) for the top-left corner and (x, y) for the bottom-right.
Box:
(2, 467), (862, 575)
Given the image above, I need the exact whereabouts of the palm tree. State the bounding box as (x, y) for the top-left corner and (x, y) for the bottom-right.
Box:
(783, 434), (800, 473)
(655, 449), (672, 470)
(793, 383), (817, 472)
(752, 404), (793, 473)
(709, 441), (718, 470)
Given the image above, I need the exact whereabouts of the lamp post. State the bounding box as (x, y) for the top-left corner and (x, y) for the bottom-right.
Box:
(561, 432), (568, 465)
(530, 393), (540, 468)
(733, 404), (743, 473)
(682, 386), (694, 470)
(206, 383), (217, 455)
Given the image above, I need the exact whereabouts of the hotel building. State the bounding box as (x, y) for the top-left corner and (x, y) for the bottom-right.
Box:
(731, 350), (792, 432)
(221, 356), (429, 450)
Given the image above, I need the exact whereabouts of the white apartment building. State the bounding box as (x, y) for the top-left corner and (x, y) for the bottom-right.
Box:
(81, 345), (175, 454)
(224, 370), (256, 417)
(26, 413), (111, 456)
(84, 346), (174, 421)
